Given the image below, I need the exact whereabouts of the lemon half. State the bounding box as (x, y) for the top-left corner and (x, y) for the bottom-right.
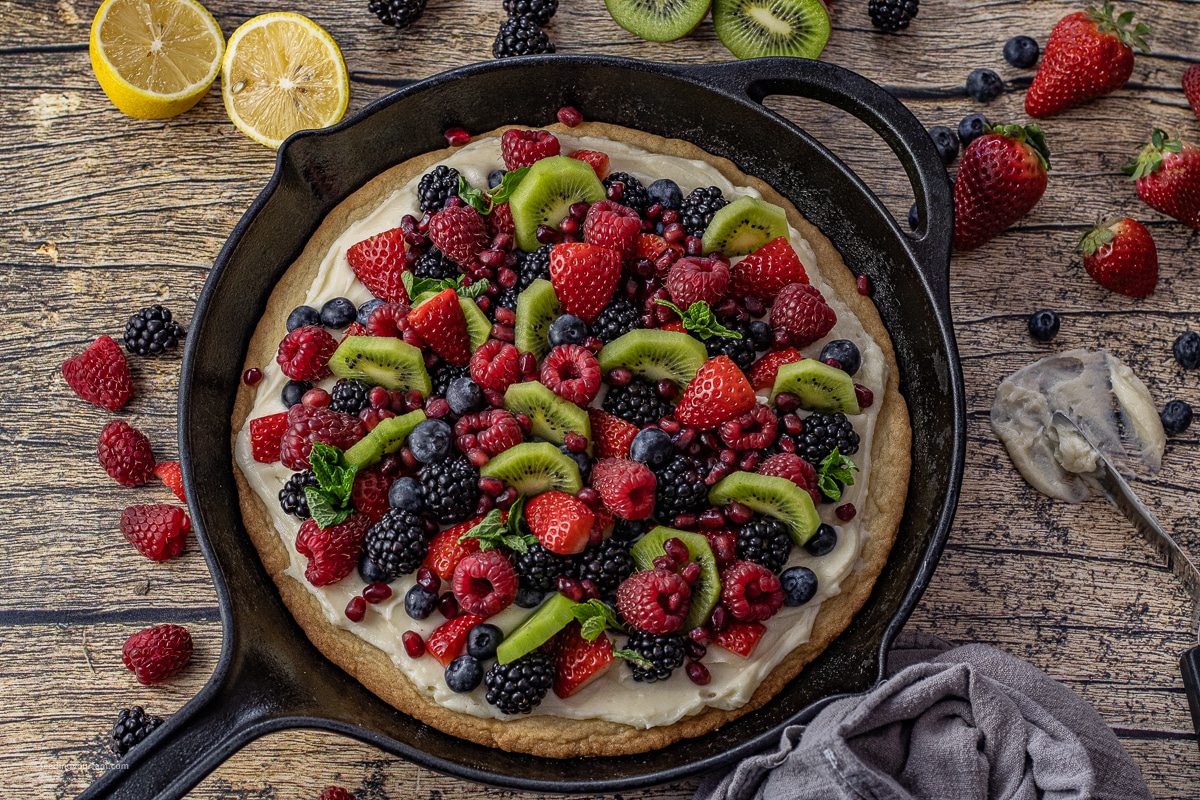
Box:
(221, 12), (350, 149)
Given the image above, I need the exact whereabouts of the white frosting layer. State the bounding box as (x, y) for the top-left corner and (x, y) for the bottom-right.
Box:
(234, 133), (889, 728)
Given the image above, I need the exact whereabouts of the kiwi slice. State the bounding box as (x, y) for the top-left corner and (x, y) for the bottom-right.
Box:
(343, 410), (427, 469)
(596, 329), (708, 389)
(709, 471), (821, 545)
(771, 358), (860, 414)
(630, 527), (721, 630)
(480, 442), (583, 495)
(509, 156), (606, 252)
(328, 336), (432, 395)
(605, 0), (711, 42)
(496, 592), (579, 664)
(701, 196), (790, 256)
(504, 381), (591, 450)
(459, 297), (492, 352)
(712, 0), (830, 60)
(514, 279), (562, 359)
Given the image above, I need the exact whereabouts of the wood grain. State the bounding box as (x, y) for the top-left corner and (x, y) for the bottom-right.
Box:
(2, 0), (1199, 795)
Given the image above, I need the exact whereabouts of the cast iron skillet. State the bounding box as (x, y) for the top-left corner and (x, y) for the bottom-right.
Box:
(80, 55), (964, 799)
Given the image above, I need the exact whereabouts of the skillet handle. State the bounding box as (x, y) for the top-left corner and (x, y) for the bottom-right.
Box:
(679, 58), (954, 314)
(1181, 646), (1200, 748)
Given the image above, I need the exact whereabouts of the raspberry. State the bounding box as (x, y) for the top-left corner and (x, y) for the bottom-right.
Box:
(757, 452), (821, 505)
(275, 325), (338, 381)
(62, 335), (133, 410)
(295, 514), (372, 587)
(590, 458), (657, 520)
(616, 568), (692, 634)
(452, 549), (519, 617)
(500, 128), (561, 170)
(489, 201), (516, 240)
(351, 465), (395, 523)
(365, 302), (410, 337)
(427, 205), (489, 267)
(456, 409), (524, 456)
(120, 504), (191, 561)
(469, 338), (521, 393)
(583, 200), (641, 257)
(665, 256), (731, 309)
(770, 283), (837, 348)
(279, 405), (366, 470)
(720, 560), (785, 622)
(98, 420), (156, 487)
(249, 412), (289, 463)
(719, 404), (778, 451)
(540, 344), (602, 405)
(153, 461), (187, 503)
(121, 624), (193, 685)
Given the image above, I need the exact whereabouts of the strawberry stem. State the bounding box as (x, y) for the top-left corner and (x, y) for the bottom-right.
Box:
(1085, 2), (1152, 53)
(1123, 128), (1185, 181)
(984, 123), (1051, 171)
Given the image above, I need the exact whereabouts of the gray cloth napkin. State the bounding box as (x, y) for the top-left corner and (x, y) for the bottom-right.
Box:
(696, 632), (1151, 800)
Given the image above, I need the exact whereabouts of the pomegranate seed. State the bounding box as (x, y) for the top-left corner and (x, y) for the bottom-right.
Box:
(856, 274), (872, 296)
(778, 436), (797, 454)
(698, 509), (726, 530)
(576, 486), (601, 509)
(855, 384), (875, 408)
(662, 223), (685, 243)
(457, 433), (479, 453)
(495, 307), (517, 326)
(634, 259), (656, 279)
(492, 233), (514, 252)
(710, 605), (730, 633)
(646, 203), (663, 220)
(711, 534), (737, 567)
(417, 568), (441, 594)
(479, 476), (505, 497)
(564, 432), (588, 453)
(406, 248), (422, 266)
(685, 236), (704, 256)
(606, 182), (624, 202)
(497, 266), (518, 288)
(535, 224), (560, 244)
(492, 324), (515, 343)
(726, 501), (753, 525)
(557, 106), (583, 127)
(673, 513), (699, 529)
(438, 593), (459, 619)
(405, 390), (425, 412)
(774, 392), (801, 414)
(484, 388), (506, 408)
(423, 350), (440, 368)
(673, 428), (696, 450)
(689, 626), (712, 646)
(468, 448), (490, 468)
(425, 397), (451, 419)
(653, 555), (677, 572)
(658, 418), (681, 435)
(773, 328), (792, 348)
(743, 296), (765, 317)
(824, 357), (843, 370)
(475, 494), (494, 514)
(704, 464), (732, 485)
(444, 126), (470, 145)
(515, 413), (533, 433)
(401, 215), (419, 234)
(559, 217), (579, 235)
(587, 524), (604, 547)
(836, 503), (857, 521)
(580, 579), (601, 600)
(557, 577), (585, 602)
(418, 212), (433, 231)
(373, 387), (397, 408)
(782, 414), (803, 435)
(684, 637), (706, 660)
(686, 661), (712, 686)
(363, 582), (393, 604)
(654, 251), (678, 273)
(569, 202), (591, 219)
(402, 631), (426, 658)
(738, 451), (762, 471)
(680, 561), (702, 585)
(302, 388), (331, 408)
(478, 248), (505, 268)
(607, 367), (632, 387)
(584, 337), (604, 353)
(399, 446), (419, 470)
(719, 448), (738, 465)
(345, 596), (366, 622)
(495, 487), (518, 510)
(656, 380), (679, 400)
(660, 209), (680, 225)
(378, 454), (403, 477)
(664, 537), (690, 565)
(242, 368), (263, 385)
(667, 592), (686, 613)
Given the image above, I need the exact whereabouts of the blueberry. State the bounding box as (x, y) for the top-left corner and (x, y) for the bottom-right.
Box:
(819, 340), (861, 376)
(647, 179), (683, 210)
(405, 585), (439, 620)
(1003, 35), (1040, 69)
(747, 321), (774, 351)
(965, 69), (1004, 103)
(409, 419), (453, 463)
(928, 126), (960, 165)
(515, 587), (546, 608)
(630, 427), (674, 470)
(445, 654), (484, 693)
(389, 477), (425, 511)
(1027, 310), (1060, 342)
(488, 169), (506, 189)
(561, 446), (593, 483)
(958, 113), (989, 146)
(357, 298), (385, 327)
(908, 203), (920, 231)
(286, 305), (320, 332)
(466, 623), (504, 659)
(320, 297), (357, 329)
(548, 314), (589, 347)
(358, 552), (389, 584)
(804, 524), (838, 557)
(447, 377), (485, 416)
(781, 566), (819, 606)
(281, 379), (312, 407)
(1174, 331), (1200, 370)
(1161, 400), (1194, 435)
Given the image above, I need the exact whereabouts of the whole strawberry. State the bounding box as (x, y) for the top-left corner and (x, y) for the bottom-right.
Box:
(770, 283), (836, 347)
(62, 335), (133, 411)
(1124, 129), (1200, 229)
(1078, 218), (1158, 297)
(98, 420), (156, 487)
(120, 504), (192, 561)
(1185, 65), (1200, 122)
(1025, 3), (1150, 118)
(525, 490), (593, 555)
(346, 227), (408, 304)
(666, 256), (730, 308)
(295, 514), (372, 586)
(122, 624), (193, 685)
(953, 123), (1050, 251)
(427, 205), (489, 267)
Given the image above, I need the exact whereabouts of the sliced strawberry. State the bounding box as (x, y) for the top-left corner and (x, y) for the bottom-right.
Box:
(590, 458), (656, 521)
(426, 613), (486, 666)
(747, 348), (803, 390)
(731, 237), (809, 300)
(568, 149), (610, 179)
(713, 621), (766, 657)
(249, 412), (289, 463)
(553, 622), (614, 699)
(423, 517), (485, 581)
(346, 228), (409, 303)
(588, 408), (638, 458)
(407, 288), (471, 365)
(660, 320), (686, 333)
(154, 461), (187, 503)
(635, 233), (684, 263)
(548, 242), (622, 324)
(673, 356), (757, 430)
(525, 490), (594, 555)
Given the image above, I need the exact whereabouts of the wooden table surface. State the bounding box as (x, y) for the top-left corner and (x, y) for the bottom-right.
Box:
(5, 0), (1199, 796)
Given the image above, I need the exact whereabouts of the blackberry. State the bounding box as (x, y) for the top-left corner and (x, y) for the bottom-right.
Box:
(625, 631), (685, 682)
(592, 297), (642, 343)
(653, 455), (709, 520)
(611, 519), (649, 543)
(513, 542), (571, 592)
(493, 17), (554, 58)
(417, 165), (459, 213)
(603, 379), (671, 427)
(603, 172), (650, 216)
(736, 516), (793, 573)
(503, 0), (558, 24)
(123, 305), (185, 356)
(484, 650), (554, 714)
(679, 187), (728, 238)
(329, 379), (371, 415)
(414, 247), (460, 280)
(495, 287), (520, 315)
(111, 706), (164, 756)
(572, 538), (635, 599)
(364, 509), (431, 581)
(796, 412), (860, 465)
(279, 470), (319, 519)
(419, 455), (480, 523)
(368, 0), (427, 29)
(516, 245), (552, 291)
(704, 324), (755, 370)
(867, 0), (919, 31)
(430, 360), (469, 397)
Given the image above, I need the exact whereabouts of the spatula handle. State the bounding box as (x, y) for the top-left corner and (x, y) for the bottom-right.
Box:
(1179, 646), (1200, 747)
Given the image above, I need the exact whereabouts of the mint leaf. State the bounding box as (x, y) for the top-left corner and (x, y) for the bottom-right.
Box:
(489, 166), (529, 206)
(308, 442), (343, 490)
(457, 175), (490, 214)
(614, 648), (654, 669)
(816, 447), (859, 502)
(653, 299), (741, 341)
(457, 278), (489, 300)
(305, 486), (353, 529)
(401, 270), (416, 300)
(454, 168), (529, 216)
(571, 599), (622, 641)
(407, 273), (490, 302)
(459, 500), (536, 552)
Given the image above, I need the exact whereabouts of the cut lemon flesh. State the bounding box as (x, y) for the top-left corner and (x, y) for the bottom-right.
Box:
(89, 0), (225, 119)
(221, 12), (350, 149)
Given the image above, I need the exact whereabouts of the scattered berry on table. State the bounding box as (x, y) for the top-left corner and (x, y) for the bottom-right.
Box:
(603, 379), (672, 427)
(122, 624), (193, 685)
(98, 420), (156, 487)
(154, 461), (187, 503)
(1161, 400), (1193, 435)
(736, 516), (793, 574)
(410, 418), (454, 463)
(1003, 35), (1040, 68)
(367, 0), (428, 29)
(603, 172), (651, 216)
(624, 631), (686, 682)
(296, 514), (372, 586)
(1079, 217), (1158, 297)
(62, 335), (133, 411)
(485, 650), (555, 714)
(110, 706), (164, 756)
(418, 165), (460, 213)
(318, 788), (357, 800)
(1125, 130), (1200, 230)
(928, 126), (959, 165)
(957, 113), (988, 147)
(364, 509), (431, 582)
(867, 0), (919, 32)
(1027, 310), (1060, 342)
(493, 17), (555, 58)
(591, 297), (642, 343)
(647, 178), (683, 210)
(805, 523), (839, 557)
(953, 123), (1050, 251)
(679, 186), (728, 238)
(504, 0), (558, 25)
(1174, 331), (1200, 370)
(445, 654), (485, 693)
(652, 455), (709, 521)
(1186, 65), (1200, 121)
(467, 622), (504, 659)
(419, 455), (481, 523)
(279, 470), (319, 518)
(124, 305), (185, 356)
(819, 339), (861, 376)
(287, 305), (320, 331)
(965, 68), (1004, 103)
(781, 565), (819, 606)
(120, 504), (191, 561)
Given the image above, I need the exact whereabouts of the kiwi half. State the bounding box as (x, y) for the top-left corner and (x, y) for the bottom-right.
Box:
(605, 0), (711, 42)
(701, 196), (790, 256)
(596, 329), (708, 388)
(504, 380), (592, 450)
(709, 471), (821, 545)
(344, 410), (427, 469)
(771, 358), (860, 414)
(509, 156), (606, 251)
(712, 0), (830, 60)
(514, 278), (561, 360)
(479, 442), (583, 495)
(459, 297), (492, 352)
(496, 592), (579, 664)
(630, 527), (721, 630)
(328, 336), (432, 395)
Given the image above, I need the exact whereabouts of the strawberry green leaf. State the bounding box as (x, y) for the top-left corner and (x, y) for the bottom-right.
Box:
(614, 648), (654, 669)
(816, 447), (859, 502)
(652, 300), (742, 341)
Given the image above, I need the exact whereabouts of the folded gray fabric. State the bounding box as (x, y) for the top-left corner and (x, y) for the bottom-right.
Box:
(696, 632), (1151, 800)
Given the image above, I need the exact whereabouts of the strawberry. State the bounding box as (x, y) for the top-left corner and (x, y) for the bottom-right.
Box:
(720, 560), (784, 622)
(276, 326), (338, 381)
(500, 129), (560, 170)
(249, 412), (289, 463)
(426, 613), (486, 666)
(540, 344), (602, 406)
(350, 465), (395, 523)
(427, 205), (489, 267)
(1185, 65), (1200, 122)
(452, 549), (518, 617)
(154, 461), (187, 503)
(616, 568), (691, 634)
(295, 514), (372, 587)
(1025, 3), (1150, 119)
(470, 338), (521, 393)
(730, 238), (809, 300)
(758, 452), (821, 505)
(660, 320), (686, 333)
(120, 504), (191, 561)
(1078, 217), (1158, 297)
(407, 288), (472, 365)
(953, 124), (1050, 251)
(673, 356), (757, 430)
(588, 408), (638, 458)
(583, 200), (641, 257)
(62, 335), (133, 411)
(713, 621), (766, 657)
(635, 233), (684, 264)
(318, 788), (356, 800)
(525, 490), (594, 555)
(122, 624), (193, 685)
(590, 458), (656, 520)
(770, 282), (836, 348)
(98, 420), (156, 487)
(553, 622), (614, 699)
(423, 517), (484, 581)
(747, 348), (802, 390)
(1125, 129), (1200, 229)
(665, 256), (730, 308)
(341, 321), (368, 340)
(569, 148), (610, 179)
(549, 242), (622, 324)
(279, 405), (366, 470)
(346, 227), (409, 304)
(456, 408), (524, 455)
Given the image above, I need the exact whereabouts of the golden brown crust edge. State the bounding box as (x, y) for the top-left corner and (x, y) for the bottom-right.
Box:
(230, 121), (912, 758)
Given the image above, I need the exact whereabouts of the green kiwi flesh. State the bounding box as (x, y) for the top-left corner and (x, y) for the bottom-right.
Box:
(459, 297), (493, 352)
(604, 0), (711, 42)
(630, 527), (721, 630)
(712, 0), (830, 59)
(503, 380), (592, 451)
(496, 592), (579, 664)
(328, 336), (432, 395)
(509, 156), (606, 252)
(596, 329), (708, 388)
(479, 442), (583, 495)
(709, 471), (821, 545)
(343, 410), (427, 469)
(701, 196), (790, 256)
(514, 279), (561, 360)
(771, 358), (860, 414)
